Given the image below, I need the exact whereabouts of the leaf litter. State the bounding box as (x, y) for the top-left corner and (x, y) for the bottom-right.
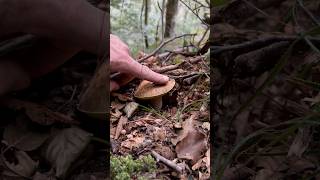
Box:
(111, 52), (210, 179)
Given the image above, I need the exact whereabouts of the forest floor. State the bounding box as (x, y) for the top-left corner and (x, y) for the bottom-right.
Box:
(110, 51), (210, 179)
(213, 0), (320, 179)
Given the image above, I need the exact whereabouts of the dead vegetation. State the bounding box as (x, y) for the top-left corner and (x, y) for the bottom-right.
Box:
(110, 51), (210, 179)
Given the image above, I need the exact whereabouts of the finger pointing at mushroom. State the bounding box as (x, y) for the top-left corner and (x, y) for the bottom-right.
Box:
(121, 59), (169, 85)
(110, 34), (169, 85)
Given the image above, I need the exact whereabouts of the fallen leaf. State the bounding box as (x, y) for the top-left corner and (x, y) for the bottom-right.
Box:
(115, 116), (128, 139)
(44, 127), (92, 178)
(3, 118), (50, 151)
(175, 113), (207, 164)
(4, 150), (38, 178)
(123, 102), (139, 118)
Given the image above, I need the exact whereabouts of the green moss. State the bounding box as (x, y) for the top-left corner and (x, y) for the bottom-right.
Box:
(111, 154), (156, 180)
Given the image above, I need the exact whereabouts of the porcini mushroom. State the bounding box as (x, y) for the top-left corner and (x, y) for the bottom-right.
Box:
(134, 79), (175, 110)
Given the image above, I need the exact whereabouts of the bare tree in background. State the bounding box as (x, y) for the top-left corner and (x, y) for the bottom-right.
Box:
(164, 0), (179, 38)
(144, 0), (150, 48)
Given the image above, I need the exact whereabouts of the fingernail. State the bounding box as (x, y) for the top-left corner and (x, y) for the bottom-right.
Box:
(162, 75), (169, 83)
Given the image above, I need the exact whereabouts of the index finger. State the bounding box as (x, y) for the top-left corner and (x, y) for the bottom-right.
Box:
(122, 58), (169, 84)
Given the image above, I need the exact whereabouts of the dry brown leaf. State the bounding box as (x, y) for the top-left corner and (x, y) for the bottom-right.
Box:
(175, 112), (207, 164)
(123, 102), (139, 118)
(120, 135), (145, 150)
(115, 116), (128, 140)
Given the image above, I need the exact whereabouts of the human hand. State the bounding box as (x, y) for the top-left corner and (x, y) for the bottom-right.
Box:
(110, 34), (169, 91)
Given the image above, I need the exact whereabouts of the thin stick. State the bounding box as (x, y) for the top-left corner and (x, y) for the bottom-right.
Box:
(179, 0), (208, 26)
(157, 1), (165, 44)
(115, 116), (128, 139)
(151, 150), (183, 173)
(138, 33), (196, 63)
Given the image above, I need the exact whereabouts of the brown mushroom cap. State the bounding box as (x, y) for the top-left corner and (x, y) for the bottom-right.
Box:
(134, 79), (175, 100)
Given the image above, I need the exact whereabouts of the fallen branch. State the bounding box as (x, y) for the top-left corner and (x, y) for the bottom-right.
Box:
(155, 55), (204, 73)
(138, 33), (196, 63)
(151, 150), (184, 173)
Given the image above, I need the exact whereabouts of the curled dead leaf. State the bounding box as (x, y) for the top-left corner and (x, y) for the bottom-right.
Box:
(175, 113), (207, 164)
(4, 150), (38, 178)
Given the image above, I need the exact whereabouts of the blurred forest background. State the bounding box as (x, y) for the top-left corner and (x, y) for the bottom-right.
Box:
(110, 0), (209, 56)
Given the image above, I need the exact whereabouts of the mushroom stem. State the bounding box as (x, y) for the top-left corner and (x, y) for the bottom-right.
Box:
(150, 96), (163, 110)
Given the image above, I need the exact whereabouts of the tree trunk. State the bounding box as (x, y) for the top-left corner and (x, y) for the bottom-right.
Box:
(144, 0), (150, 48)
(164, 0), (179, 38)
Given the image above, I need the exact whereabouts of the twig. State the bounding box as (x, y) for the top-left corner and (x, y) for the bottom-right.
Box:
(193, 0), (210, 8)
(179, 0), (208, 26)
(157, 1), (165, 43)
(138, 33), (196, 63)
(115, 116), (128, 139)
(151, 150), (183, 173)
(140, 0), (145, 50)
(197, 26), (209, 47)
(183, 74), (202, 85)
(169, 72), (204, 80)
(153, 55), (204, 73)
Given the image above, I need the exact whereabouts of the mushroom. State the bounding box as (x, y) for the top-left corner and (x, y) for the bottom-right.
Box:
(134, 79), (175, 110)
